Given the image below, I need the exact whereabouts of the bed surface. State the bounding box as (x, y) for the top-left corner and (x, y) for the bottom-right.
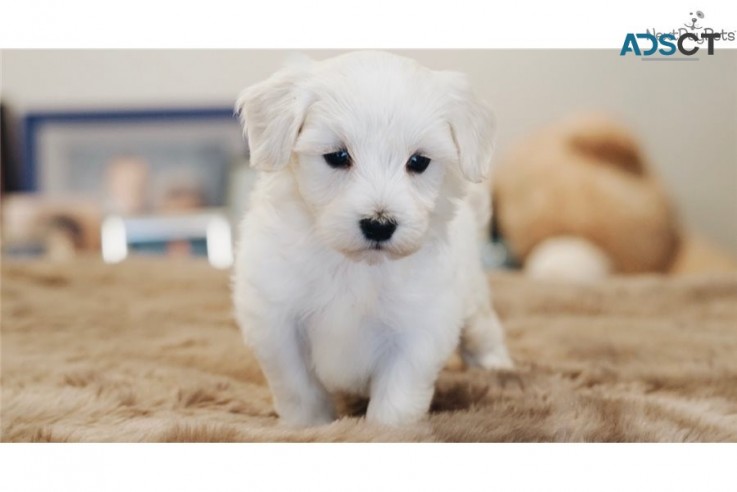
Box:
(2, 259), (736, 442)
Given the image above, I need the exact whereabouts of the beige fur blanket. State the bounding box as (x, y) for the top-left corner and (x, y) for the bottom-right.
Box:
(2, 259), (736, 442)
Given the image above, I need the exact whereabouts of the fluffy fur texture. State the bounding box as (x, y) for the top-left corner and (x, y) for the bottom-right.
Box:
(3, 259), (737, 442)
(233, 51), (510, 427)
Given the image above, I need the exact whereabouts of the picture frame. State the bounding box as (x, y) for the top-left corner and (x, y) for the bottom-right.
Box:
(21, 107), (248, 216)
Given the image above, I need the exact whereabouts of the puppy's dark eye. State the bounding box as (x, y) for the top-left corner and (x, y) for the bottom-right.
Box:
(406, 154), (431, 174)
(323, 149), (351, 169)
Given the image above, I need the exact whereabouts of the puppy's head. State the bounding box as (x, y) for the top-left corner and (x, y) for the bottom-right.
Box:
(237, 51), (496, 262)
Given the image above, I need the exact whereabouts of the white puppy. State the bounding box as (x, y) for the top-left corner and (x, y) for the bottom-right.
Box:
(233, 51), (512, 427)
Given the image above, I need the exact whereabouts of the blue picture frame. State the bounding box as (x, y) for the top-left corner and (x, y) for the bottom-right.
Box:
(21, 107), (241, 192)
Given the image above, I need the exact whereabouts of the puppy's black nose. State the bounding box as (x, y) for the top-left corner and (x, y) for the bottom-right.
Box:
(359, 218), (397, 242)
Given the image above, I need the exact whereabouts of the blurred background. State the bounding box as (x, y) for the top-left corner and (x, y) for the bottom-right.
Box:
(1, 50), (735, 274)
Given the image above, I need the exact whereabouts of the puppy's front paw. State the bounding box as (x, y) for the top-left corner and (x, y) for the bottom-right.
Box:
(279, 406), (336, 428)
(462, 346), (514, 371)
(365, 403), (426, 428)
(276, 395), (336, 428)
(365, 382), (435, 427)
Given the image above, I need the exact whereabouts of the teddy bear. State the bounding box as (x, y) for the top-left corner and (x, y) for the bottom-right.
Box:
(491, 113), (735, 281)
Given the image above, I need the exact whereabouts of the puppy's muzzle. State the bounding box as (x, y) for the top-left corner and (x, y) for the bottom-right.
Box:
(359, 217), (397, 242)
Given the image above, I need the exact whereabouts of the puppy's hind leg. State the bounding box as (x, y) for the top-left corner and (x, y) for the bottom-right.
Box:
(461, 304), (513, 370)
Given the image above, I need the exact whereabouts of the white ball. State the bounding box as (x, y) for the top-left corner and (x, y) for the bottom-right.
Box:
(525, 236), (613, 282)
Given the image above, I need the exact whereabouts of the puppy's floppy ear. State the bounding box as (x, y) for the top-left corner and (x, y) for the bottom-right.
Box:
(235, 56), (313, 171)
(438, 71), (497, 183)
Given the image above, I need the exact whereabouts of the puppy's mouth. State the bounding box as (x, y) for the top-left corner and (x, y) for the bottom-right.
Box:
(344, 248), (401, 265)
(363, 239), (410, 257)
(340, 241), (419, 264)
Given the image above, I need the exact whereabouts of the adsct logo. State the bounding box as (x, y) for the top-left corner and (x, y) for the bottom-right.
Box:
(620, 11), (736, 59)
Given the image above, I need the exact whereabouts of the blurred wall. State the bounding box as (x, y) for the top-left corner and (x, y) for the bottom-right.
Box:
(2, 49), (736, 254)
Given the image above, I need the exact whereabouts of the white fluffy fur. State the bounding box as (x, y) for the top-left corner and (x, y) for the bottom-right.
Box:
(232, 51), (512, 427)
